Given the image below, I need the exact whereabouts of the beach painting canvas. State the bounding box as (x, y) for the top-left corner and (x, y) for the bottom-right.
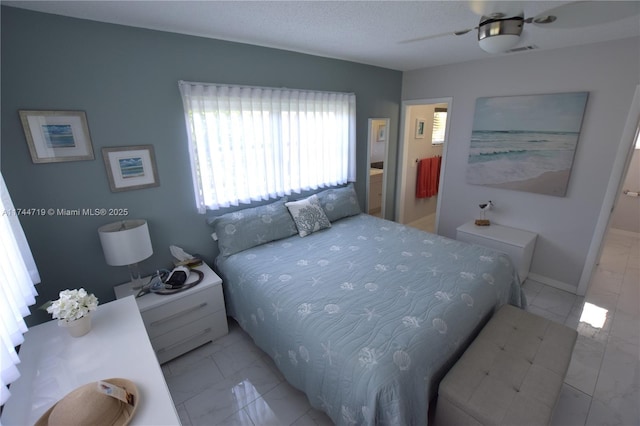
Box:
(466, 92), (588, 197)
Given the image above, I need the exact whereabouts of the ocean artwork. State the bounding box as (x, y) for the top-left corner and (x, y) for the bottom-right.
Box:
(466, 92), (588, 197)
(118, 157), (145, 179)
(42, 124), (76, 148)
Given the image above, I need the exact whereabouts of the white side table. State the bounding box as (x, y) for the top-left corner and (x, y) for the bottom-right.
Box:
(114, 262), (228, 364)
(456, 221), (537, 282)
(1, 297), (180, 426)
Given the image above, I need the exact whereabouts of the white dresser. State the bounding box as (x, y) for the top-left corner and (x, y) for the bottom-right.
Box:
(114, 262), (228, 364)
(1, 297), (179, 426)
(456, 221), (537, 282)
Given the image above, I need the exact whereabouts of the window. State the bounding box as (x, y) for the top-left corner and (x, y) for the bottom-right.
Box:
(179, 81), (356, 212)
(431, 107), (447, 145)
(1, 173), (40, 405)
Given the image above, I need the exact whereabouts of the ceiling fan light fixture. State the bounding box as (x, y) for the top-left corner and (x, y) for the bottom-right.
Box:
(478, 34), (521, 53)
(477, 15), (523, 54)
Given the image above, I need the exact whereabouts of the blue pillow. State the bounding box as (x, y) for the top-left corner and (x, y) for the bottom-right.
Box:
(208, 198), (297, 256)
(316, 183), (361, 222)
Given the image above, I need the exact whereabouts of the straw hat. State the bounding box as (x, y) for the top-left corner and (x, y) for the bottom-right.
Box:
(35, 378), (139, 426)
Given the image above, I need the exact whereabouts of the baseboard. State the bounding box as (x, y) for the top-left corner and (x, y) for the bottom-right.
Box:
(609, 227), (640, 239)
(527, 272), (578, 295)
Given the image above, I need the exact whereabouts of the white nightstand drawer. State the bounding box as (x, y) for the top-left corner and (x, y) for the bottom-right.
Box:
(152, 311), (228, 364)
(142, 285), (224, 338)
(457, 232), (524, 262)
(114, 263), (229, 363)
(456, 221), (537, 282)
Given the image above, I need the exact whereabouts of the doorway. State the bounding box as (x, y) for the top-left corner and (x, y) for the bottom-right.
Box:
(609, 132), (640, 234)
(366, 118), (390, 218)
(591, 123), (639, 285)
(395, 98), (452, 234)
(578, 85), (640, 295)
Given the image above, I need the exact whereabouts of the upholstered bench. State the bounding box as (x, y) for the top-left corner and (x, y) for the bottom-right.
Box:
(435, 304), (578, 426)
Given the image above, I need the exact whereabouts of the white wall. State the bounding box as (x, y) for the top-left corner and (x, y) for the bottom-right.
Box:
(402, 37), (640, 292)
(610, 148), (640, 234)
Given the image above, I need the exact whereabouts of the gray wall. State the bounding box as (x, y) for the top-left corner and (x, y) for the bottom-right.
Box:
(402, 37), (640, 292)
(1, 6), (402, 325)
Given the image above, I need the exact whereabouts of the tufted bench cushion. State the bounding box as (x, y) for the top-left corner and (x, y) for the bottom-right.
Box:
(435, 304), (578, 426)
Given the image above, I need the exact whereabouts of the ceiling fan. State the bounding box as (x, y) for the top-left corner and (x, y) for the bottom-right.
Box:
(400, 1), (640, 54)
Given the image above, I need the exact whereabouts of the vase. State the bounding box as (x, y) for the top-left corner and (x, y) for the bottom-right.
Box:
(59, 314), (92, 337)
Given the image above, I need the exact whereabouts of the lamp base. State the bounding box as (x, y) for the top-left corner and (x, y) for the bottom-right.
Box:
(129, 263), (145, 290)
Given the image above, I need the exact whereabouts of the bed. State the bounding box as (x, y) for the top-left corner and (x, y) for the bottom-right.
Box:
(211, 185), (524, 425)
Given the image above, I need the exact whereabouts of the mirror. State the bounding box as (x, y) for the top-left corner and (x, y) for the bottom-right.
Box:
(367, 118), (390, 218)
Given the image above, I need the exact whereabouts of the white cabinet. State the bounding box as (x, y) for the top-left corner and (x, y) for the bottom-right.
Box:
(369, 170), (383, 215)
(456, 221), (537, 283)
(0, 297), (180, 426)
(114, 262), (228, 364)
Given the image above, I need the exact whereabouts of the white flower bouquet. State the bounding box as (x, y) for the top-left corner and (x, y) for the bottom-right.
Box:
(46, 288), (99, 322)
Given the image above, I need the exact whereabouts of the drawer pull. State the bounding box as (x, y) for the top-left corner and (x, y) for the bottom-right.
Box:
(156, 328), (212, 354)
(150, 302), (208, 327)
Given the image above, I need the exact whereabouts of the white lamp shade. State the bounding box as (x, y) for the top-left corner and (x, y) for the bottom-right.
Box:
(478, 34), (520, 53)
(98, 219), (153, 266)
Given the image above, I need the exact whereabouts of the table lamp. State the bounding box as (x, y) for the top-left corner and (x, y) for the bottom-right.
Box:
(98, 219), (153, 290)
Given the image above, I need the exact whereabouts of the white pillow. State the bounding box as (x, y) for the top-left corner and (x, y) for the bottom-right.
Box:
(285, 194), (331, 237)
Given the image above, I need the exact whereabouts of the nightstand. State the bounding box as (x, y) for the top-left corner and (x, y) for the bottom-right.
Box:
(114, 262), (228, 364)
(456, 221), (537, 283)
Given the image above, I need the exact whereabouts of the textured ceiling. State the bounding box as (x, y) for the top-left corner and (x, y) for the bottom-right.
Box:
(4, 1), (640, 71)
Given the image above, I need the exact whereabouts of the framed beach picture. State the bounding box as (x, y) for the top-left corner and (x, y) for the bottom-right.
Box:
(465, 92), (589, 197)
(102, 145), (159, 192)
(415, 118), (426, 139)
(19, 110), (95, 163)
(376, 122), (387, 142)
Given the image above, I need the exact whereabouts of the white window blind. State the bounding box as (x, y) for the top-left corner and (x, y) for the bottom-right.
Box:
(179, 81), (356, 213)
(0, 173), (40, 406)
(432, 108), (447, 145)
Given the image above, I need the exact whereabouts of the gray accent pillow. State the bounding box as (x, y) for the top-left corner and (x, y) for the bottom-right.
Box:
(316, 183), (361, 222)
(285, 194), (332, 237)
(208, 198), (297, 256)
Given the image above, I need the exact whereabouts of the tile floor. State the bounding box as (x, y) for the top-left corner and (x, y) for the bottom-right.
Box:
(546, 229), (639, 426)
(407, 213), (436, 234)
(162, 228), (639, 426)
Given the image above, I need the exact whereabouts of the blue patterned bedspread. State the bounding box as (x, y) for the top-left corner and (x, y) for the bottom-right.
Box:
(216, 214), (524, 425)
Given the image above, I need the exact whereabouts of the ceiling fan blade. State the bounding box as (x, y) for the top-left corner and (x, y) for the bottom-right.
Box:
(531, 0), (640, 28)
(398, 28), (475, 44)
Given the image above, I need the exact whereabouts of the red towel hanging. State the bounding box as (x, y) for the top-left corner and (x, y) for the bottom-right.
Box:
(416, 156), (441, 199)
(430, 156), (441, 197)
(416, 159), (429, 198)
